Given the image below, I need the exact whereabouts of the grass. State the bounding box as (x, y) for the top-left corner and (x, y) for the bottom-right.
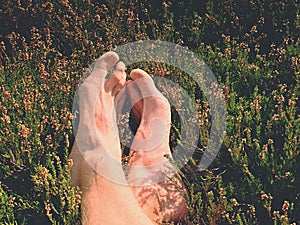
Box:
(0, 0), (299, 224)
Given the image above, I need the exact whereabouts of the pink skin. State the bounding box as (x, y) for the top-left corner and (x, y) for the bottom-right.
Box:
(124, 69), (188, 222)
(69, 52), (187, 224)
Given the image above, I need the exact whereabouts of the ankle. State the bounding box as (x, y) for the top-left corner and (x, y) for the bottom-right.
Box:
(79, 150), (126, 190)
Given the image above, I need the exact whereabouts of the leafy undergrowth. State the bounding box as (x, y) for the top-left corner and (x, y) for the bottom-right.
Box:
(0, 0), (299, 224)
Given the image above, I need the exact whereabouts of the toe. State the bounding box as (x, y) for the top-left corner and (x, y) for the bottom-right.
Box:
(86, 51), (119, 88)
(126, 80), (142, 105)
(126, 81), (144, 120)
(94, 51), (119, 73)
(114, 86), (128, 116)
(130, 69), (163, 98)
(104, 61), (126, 95)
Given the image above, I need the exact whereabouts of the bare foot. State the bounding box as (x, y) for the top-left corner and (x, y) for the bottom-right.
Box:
(69, 52), (154, 225)
(125, 69), (188, 223)
(69, 51), (125, 188)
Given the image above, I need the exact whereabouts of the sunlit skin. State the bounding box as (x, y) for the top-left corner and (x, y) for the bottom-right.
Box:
(69, 51), (187, 224)
(124, 69), (188, 222)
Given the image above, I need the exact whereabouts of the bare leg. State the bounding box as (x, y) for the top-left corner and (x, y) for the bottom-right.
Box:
(125, 69), (188, 223)
(69, 52), (154, 225)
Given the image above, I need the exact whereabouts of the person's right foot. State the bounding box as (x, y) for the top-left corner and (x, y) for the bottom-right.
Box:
(125, 69), (188, 222)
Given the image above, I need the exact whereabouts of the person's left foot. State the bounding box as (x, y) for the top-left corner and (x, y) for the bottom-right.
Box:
(69, 51), (126, 188)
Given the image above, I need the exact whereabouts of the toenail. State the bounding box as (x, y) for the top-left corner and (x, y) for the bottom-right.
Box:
(116, 61), (126, 70)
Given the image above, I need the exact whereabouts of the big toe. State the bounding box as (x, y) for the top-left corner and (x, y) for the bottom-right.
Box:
(130, 69), (161, 98)
(86, 51), (119, 87)
(94, 51), (119, 72)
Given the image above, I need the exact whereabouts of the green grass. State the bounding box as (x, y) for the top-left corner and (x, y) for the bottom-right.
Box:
(0, 0), (299, 224)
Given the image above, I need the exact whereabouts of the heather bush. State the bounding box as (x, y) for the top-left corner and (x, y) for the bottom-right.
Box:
(0, 0), (299, 224)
